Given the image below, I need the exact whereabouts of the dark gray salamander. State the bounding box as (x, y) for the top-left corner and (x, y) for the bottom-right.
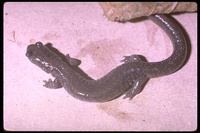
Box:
(26, 14), (187, 102)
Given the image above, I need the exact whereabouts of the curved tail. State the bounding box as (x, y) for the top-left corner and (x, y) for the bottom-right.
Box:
(147, 15), (187, 77)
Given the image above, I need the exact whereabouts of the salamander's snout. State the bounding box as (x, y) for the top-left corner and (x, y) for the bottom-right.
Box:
(26, 44), (36, 59)
(26, 49), (32, 58)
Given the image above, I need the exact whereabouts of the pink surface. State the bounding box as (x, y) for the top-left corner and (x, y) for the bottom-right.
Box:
(4, 2), (197, 131)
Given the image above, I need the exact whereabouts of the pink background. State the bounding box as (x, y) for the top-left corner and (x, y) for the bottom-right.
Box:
(4, 2), (197, 131)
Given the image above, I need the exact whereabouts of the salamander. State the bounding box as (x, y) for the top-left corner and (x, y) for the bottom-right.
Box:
(26, 15), (187, 102)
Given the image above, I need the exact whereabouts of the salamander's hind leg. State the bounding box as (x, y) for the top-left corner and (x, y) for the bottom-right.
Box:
(123, 76), (149, 100)
(121, 54), (145, 63)
(43, 78), (63, 89)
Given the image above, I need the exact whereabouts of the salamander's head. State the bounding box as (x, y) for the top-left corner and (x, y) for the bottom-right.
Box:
(26, 42), (56, 73)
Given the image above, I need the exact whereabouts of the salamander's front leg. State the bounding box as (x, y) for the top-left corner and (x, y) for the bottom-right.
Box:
(123, 76), (148, 100)
(65, 54), (81, 67)
(43, 78), (63, 89)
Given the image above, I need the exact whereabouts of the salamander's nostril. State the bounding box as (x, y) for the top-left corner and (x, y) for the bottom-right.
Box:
(26, 51), (32, 57)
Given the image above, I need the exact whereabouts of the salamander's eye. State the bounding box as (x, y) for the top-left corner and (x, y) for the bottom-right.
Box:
(35, 42), (43, 47)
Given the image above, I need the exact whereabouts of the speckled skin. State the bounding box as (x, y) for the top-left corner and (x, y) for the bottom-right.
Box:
(26, 15), (187, 102)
